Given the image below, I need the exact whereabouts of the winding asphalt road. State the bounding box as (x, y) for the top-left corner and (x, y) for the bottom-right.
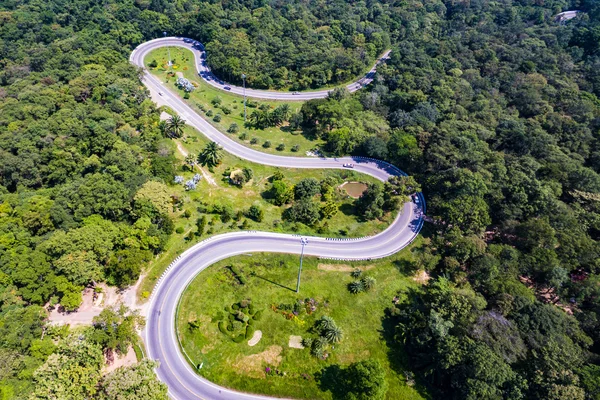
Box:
(131, 38), (425, 400)
(132, 37), (391, 101)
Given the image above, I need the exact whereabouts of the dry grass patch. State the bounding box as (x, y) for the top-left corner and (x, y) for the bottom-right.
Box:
(232, 345), (282, 378)
(317, 263), (375, 272)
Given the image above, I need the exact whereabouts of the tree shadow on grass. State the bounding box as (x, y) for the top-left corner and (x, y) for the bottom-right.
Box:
(339, 203), (355, 216)
(314, 365), (346, 399)
(379, 305), (434, 399)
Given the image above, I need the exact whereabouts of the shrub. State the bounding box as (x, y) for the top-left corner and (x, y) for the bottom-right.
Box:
(276, 143), (285, 151)
(291, 145), (300, 152)
(253, 310), (263, 320)
(348, 280), (365, 294)
(175, 227), (184, 234)
(239, 275), (248, 285)
(362, 276), (376, 291)
(206, 109), (213, 117)
(239, 132), (248, 140)
(183, 92), (190, 99)
(227, 123), (239, 133)
(315, 316), (337, 332)
(218, 321), (227, 334)
(213, 114), (222, 122)
(226, 322), (234, 332)
(246, 204), (264, 222)
(351, 268), (362, 278)
(263, 140), (271, 148)
(240, 299), (251, 308)
(245, 326), (255, 339)
(221, 106), (231, 115)
(211, 311), (224, 322)
(232, 303), (240, 310)
(248, 318), (255, 326)
(211, 97), (222, 107)
(301, 337), (314, 348)
(232, 320), (244, 331)
(248, 303), (255, 314)
(250, 137), (259, 145)
(232, 334), (245, 343)
(323, 326), (343, 343)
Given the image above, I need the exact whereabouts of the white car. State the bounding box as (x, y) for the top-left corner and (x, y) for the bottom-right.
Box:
(343, 163), (354, 168)
(292, 91), (300, 95)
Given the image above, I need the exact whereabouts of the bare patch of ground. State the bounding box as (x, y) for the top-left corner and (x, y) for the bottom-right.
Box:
(248, 330), (262, 346)
(102, 346), (137, 375)
(339, 181), (368, 198)
(317, 264), (374, 272)
(413, 270), (431, 285)
(159, 111), (171, 121)
(288, 335), (303, 349)
(232, 345), (282, 378)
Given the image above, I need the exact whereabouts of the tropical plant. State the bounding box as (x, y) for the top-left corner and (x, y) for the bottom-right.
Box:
(166, 115), (185, 138)
(351, 268), (362, 278)
(362, 276), (376, 291)
(323, 325), (343, 343)
(315, 315), (337, 332)
(198, 142), (223, 169)
(348, 280), (365, 294)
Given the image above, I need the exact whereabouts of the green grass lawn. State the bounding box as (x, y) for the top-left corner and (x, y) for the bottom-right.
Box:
(138, 128), (397, 299)
(145, 47), (325, 156)
(177, 250), (429, 400)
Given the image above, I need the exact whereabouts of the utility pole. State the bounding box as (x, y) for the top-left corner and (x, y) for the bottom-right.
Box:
(296, 238), (308, 293)
(242, 73), (247, 122)
(163, 32), (172, 69)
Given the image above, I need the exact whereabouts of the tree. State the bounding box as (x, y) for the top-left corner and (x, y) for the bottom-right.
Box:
(283, 199), (321, 225)
(99, 360), (168, 400)
(184, 153), (196, 168)
(320, 201), (339, 219)
(166, 115), (185, 138)
(294, 178), (320, 200)
(343, 360), (388, 400)
(88, 305), (145, 355)
(53, 251), (102, 286)
(196, 215), (207, 236)
(268, 180), (294, 206)
(198, 142), (223, 170)
(134, 181), (172, 215)
(30, 337), (104, 400)
(355, 183), (385, 220)
(246, 205), (264, 222)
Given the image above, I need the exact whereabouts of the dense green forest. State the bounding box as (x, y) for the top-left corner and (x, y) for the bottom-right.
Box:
(2, 0), (600, 398)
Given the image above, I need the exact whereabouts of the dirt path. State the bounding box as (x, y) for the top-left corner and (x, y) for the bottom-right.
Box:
(174, 140), (217, 186)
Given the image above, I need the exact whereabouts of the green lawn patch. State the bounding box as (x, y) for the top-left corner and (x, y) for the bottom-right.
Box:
(177, 250), (429, 400)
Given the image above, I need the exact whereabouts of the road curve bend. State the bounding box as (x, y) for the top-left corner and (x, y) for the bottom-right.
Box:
(131, 37), (391, 101)
(131, 39), (425, 400)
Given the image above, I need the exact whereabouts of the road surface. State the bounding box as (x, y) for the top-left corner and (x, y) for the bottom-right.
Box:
(555, 10), (581, 23)
(131, 37), (391, 101)
(131, 38), (425, 400)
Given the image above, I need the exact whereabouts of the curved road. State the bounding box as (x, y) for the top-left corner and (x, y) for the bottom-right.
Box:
(132, 37), (391, 101)
(131, 39), (425, 400)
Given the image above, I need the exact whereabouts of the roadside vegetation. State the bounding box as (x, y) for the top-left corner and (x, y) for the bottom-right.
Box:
(177, 250), (426, 400)
(146, 47), (323, 156)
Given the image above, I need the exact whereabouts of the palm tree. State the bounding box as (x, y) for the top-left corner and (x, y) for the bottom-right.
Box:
(198, 141), (223, 170)
(167, 115), (185, 138)
(277, 104), (292, 121)
(361, 276), (376, 291)
(185, 153), (196, 169)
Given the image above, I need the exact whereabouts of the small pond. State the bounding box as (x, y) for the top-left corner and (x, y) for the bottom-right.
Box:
(341, 182), (368, 198)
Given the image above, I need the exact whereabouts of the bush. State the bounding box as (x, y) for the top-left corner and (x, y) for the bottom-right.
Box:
(301, 337), (314, 348)
(246, 204), (264, 222)
(232, 334), (245, 343)
(291, 145), (300, 152)
(213, 114), (222, 122)
(221, 106), (231, 115)
(232, 303), (240, 310)
(239, 132), (248, 140)
(211, 97), (222, 107)
(250, 137), (259, 145)
(245, 325), (255, 339)
(227, 123), (239, 133)
(175, 227), (184, 234)
(362, 276), (376, 291)
(248, 303), (255, 314)
(206, 109), (213, 117)
(239, 275), (248, 285)
(240, 299), (251, 308)
(351, 268), (362, 278)
(218, 321), (227, 334)
(248, 318), (255, 326)
(226, 322), (234, 332)
(263, 140), (271, 148)
(253, 310), (263, 320)
(276, 143), (285, 151)
(183, 92), (190, 99)
(212, 311), (224, 322)
(348, 280), (365, 294)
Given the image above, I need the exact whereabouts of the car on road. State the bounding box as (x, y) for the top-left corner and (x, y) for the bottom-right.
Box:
(158, 92), (163, 96)
(292, 91), (300, 95)
(223, 86), (231, 90)
(343, 163), (354, 168)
